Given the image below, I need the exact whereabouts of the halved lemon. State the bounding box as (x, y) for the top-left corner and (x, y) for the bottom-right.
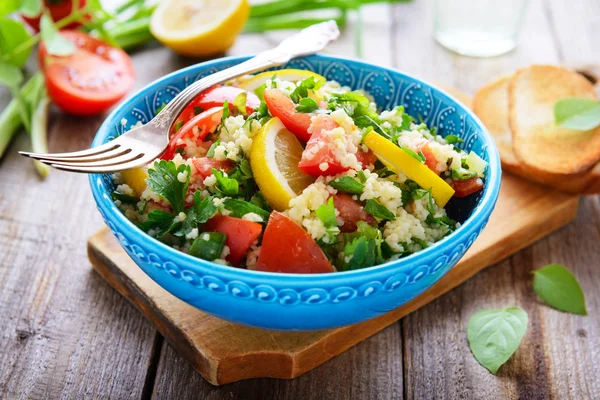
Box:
(363, 132), (455, 207)
(121, 167), (148, 197)
(150, 0), (250, 57)
(250, 117), (315, 211)
(239, 69), (325, 92)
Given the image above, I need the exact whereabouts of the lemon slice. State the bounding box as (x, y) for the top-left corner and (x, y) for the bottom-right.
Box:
(363, 132), (455, 207)
(150, 0), (250, 57)
(250, 117), (315, 211)
(121, 167), (148, 197)
(239, 69), (325, 92)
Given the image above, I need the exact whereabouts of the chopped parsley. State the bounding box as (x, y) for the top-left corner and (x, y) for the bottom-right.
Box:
(328, 176), (364, 194)
(188, 232), (227, 261)
(212, 168), (239, 196)
(315, 197), (341, 243)
(295, 97), (319, 113)
(289, 76), (324, 103)
(364, 199), (395, 221)
(146, 160), (190, 213)
(233, 92), (247, 116)
(112, 190), (138, 204)
(222, 198), (270, 221)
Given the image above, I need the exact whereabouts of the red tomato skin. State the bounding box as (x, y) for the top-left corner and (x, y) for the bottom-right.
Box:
(264, 89), (313, 142)
(332, 194), (376, 233)
(420, 143), (441, 173)
(22, 0), (87, 32)
(256, 212), (334, 274)
(39, 31), (134, 115)
(451, 177), (484, 197)
(191, 158), (234, 179)
(162, 107), (223, 160)
(356, 149), (378, 169)
(203, 216), (262, 265)
(298, 115), (349, 177)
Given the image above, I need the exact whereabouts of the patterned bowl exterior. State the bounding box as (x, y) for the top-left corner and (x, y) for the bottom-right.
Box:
(90, 54), (501, 331)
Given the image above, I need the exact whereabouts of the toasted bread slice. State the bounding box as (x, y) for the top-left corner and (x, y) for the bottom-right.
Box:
(509, 65), (600, 176)
(472, 75), (522, 174)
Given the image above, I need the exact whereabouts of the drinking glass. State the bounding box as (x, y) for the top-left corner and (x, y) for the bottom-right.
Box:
(434, 0), (529, 57)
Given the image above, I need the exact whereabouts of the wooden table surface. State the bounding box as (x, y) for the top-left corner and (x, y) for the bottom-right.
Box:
(1, 1), (599, 399)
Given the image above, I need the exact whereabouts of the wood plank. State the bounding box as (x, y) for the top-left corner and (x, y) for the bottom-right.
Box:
(0, 45), (181, 399)
(87, 172), (579, 386)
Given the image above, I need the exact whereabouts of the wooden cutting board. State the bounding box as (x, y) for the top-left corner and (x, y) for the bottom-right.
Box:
(87, 173), (579, 386)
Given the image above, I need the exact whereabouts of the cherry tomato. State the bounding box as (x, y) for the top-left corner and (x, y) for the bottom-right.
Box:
(174, 86), (260, 130)
(162, 107), (223, 160)
(332, 194), (376, 233)
(22, 0), (87, 32)
(451, 177), (484, 197)
(39, 30), (134, 116)
(264, 89), (313, 142)
(192, 157), (234, 180)
(203, 215), (262, 265)
(420, 143), (441, 174)
(298, 115), (349, 177)
(255, 212), (334, 274)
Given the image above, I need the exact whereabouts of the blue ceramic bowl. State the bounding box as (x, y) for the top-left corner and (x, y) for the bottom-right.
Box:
(90, 54), (501, 331)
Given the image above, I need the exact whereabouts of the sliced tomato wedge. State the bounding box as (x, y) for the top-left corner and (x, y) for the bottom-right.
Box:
(451, 177), (484, 197)
(256, 212), (334, 274)
(420, 143), (441, 174)
(203, 215), (262, 265)
(264, 89), (313, 142)
(192, 157), (234, 179)
(174, 86), (260, 129)
(162, 107), (223, 160)
(298, 115), (349, 177)
(332, 194), (376, 233)
(39, 30), (134, 116)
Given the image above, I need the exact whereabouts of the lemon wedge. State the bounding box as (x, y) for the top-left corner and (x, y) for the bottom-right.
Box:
(239, 69), (325, 92)
(150, 0), (250, 57)
(250, 117), (315, 211)
(120, 167), (148, 197)
(363, 132), (455, 207)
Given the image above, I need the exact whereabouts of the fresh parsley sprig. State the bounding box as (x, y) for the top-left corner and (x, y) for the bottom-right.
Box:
(146, 160), (190, 213)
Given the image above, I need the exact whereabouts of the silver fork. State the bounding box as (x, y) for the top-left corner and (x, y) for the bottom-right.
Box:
(19, 21), (340, 174)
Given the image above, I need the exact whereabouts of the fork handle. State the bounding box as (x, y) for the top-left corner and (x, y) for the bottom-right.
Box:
(151, 20), (340, 129)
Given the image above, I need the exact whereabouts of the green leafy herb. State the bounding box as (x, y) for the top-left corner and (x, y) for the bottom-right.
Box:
(364, 199), (395, 221)
(0, 18), (33, 67)
(375, 166), (395, 178)
(0, 61), (23, 89)
(254, 83), (266, 101)
(40, 13), (75, 56)
(402, 147), (426, 163)
(233, 92), (247, 116)
(412, 237), (428, 249)
(445, 134), (463, 144)
(140, 210), (178, 237)
(138, 199), (148, 214)
(206, 140), (219, 158)
(0, 0), (21, 17)
(342, 236), (377, 270)
(270, 73), (277, 88)
(532, 264), (587, 315)
(188, 232), (227, 261)
(212, 168), (239, 196)
(554, 98), (600, 131)
(328, 176), (364, 194)
(316, 197), (341, 243)
(220, 100), (230, 132)
(250, 192), (270, 211)
(295, 97), (319, 113)
(112, 190), (138, 204)
(355, 115), (389, 139)
(357, 170), (367, 183)
(222, 198), (270, 221)
(467, 307), (528, 374)
(174, 120), (184, 132)
(193, 106), (204, 115)
(146, 160), (190, 213)
(289, 76), (324, 103)
(155, 103), (166, 115)
(173, 192), (218, 238)
(452, 168), (478, 181)
(19, 0), (42, 18)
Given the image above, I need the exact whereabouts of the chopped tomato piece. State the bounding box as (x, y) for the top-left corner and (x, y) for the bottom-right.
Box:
(298, 115), (349, 177)
(451, 177), (484, 197)
(174, 86), (259, 129)
(192, 157), (234, 179)
(39, 30), (134, 115)
(203, 216), (262, 265)
(332, 194), (376, 233)
(264, 89), (313, 141)
(162, 107), (223, 160)
(356, 149), (378, 169)
(256, 212), (334, 274)
(420, 143), (441, 173)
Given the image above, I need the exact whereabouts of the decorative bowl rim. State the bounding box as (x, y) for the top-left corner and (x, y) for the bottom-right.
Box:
(90, 53), (501, 282)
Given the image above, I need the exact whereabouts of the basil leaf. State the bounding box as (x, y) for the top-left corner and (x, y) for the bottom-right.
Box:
(0, 18), (33, 67)
(364, 199), (395, 221)
(533, 264), (587, 315)
(212, 168), (239, 196)
(222, 198), (269, 221)
(233, 92), (247, 116)
(40, 13), (75, 56)
(452, 168), (478, 181)
(295, 97), (319, 113)
(554, 98), (600, 131)
(329, 176), (364, 194)
(467, 307), (528, 374)
(146, 160), (190, 213)
(445, 134), (463, 144)
(189, 232), (227, 261)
